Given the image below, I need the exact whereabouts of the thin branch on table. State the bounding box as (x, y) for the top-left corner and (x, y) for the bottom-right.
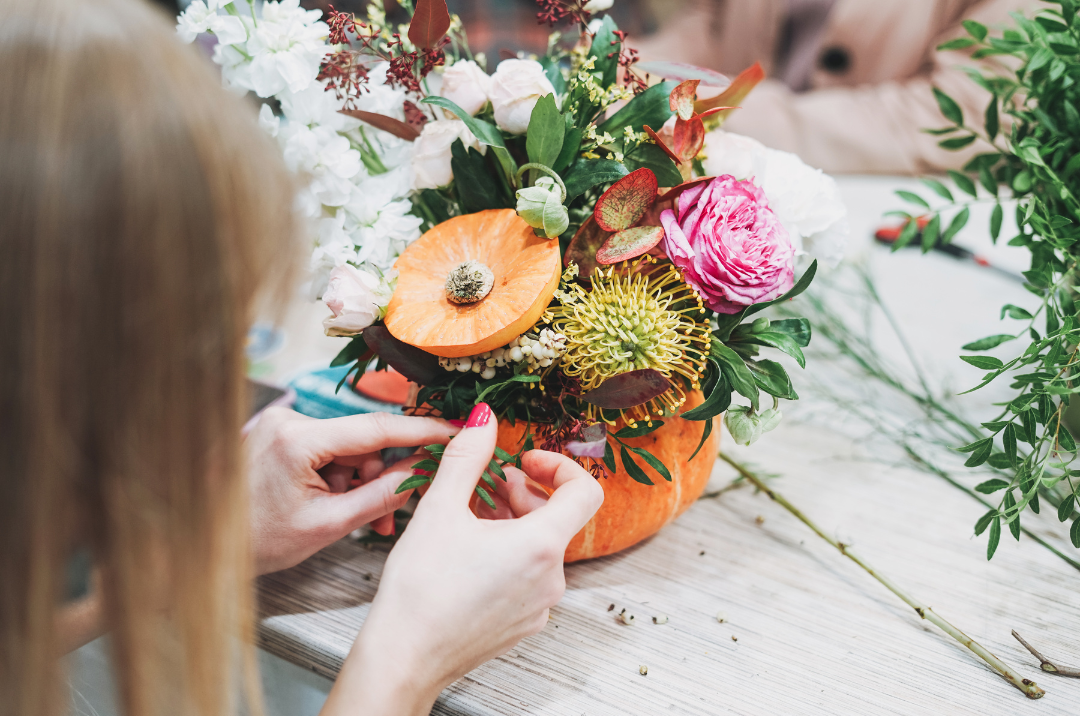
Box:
(1012, 630), (1080, 678)
(718, 451), (1046, 700)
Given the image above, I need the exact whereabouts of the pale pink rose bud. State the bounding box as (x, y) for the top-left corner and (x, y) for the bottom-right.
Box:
(440, 60), (492, 117)
(411, 119), (483, 190)
(660, 175), (794, 314)
(489, 59), (556, 135)
(322, 264), (386, 337)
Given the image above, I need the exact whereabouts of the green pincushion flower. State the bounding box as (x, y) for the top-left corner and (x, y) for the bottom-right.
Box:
(550, 256), (711, 425)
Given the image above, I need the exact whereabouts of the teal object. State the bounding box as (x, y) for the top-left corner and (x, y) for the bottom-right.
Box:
(287, 366), (403, 419)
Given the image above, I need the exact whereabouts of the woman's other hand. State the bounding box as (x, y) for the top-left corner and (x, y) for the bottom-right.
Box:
(323, 402), (604, 716)
(246, 407), (460, 575)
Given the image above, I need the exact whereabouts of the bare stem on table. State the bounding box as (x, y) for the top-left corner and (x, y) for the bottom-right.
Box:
(1012, 630), (1080, 678)
(717, 451), (1046, 700)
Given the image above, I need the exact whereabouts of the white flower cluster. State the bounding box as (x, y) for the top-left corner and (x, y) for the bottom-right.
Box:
(438, 329), (568, 379)
(702, 130), (849, 268)
(176, 0), (423, 313)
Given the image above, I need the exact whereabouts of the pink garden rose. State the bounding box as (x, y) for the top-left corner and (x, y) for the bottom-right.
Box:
(659, 175), (794, 314)
(322, 264), (389, 337)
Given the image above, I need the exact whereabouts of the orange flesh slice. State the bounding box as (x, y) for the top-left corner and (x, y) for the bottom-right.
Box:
(385, 209), (562, 358)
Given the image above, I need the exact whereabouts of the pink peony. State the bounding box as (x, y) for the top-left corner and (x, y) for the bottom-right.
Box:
(659, 175), (794, 314)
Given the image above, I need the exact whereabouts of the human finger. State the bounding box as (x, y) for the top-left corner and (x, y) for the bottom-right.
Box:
(492, 465), (550, 517)
(296, 412), (460, 462)
(423, 403), (496, 508)
(315, 456), (419, 534)
(518, 451), (604, 541)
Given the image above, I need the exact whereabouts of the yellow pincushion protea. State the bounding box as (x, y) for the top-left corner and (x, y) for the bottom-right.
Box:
(549, 256), (711, 426)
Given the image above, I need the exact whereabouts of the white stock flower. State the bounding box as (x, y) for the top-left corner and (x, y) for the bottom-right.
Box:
(583, 0), (615, 12)
(277, 82), (361, 133)
(258, 104), (280, 137)
(440, 60), (492, 116)
(281, 124), (363, 207)
(176, 1), (246, 44)
(411, 119), (483, 190)
(489, 59), (556, 135)
(243, 0), (328, 97)
(322, 264), (393, 336)
(702, 130), (849, 267)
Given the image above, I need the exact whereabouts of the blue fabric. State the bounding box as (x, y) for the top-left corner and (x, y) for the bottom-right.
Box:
(287, 366), (404, 419)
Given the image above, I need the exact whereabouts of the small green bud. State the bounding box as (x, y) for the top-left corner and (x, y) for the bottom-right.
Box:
(750, 317), (770, 333)
(757, 407), (782, 434)
(724, 406), (762, 446)
(516, 177), (569, 239)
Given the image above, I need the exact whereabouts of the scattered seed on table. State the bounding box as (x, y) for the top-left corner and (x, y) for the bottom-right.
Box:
(755, 515), (765, 525)
(652, 615), (668, 625)
(699, 550), (705, 556)
(716, 611), (727, 623)
(731, 635), (738, 642)
(607, 603), (615, 612)
(639, 665), (648, 676)
(619, 609), (635, 625)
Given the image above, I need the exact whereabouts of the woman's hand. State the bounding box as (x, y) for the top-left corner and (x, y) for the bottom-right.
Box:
(246, 407), (460, 575)
(322, 403), (605, 716)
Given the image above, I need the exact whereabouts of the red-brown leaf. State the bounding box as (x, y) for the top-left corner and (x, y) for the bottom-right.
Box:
(593, 168), (658, 232)
(407, 0), (451, 49)
(595, 225), (666, 265)
(339, 109), (421, 140)
(643, 125), (682, 165)
(564, 216), (612, 282)
(672, 117), (705, 163)
(581, 369), (671, 409)
(669, 79), (699, 121)
(694, 61), (764, 122)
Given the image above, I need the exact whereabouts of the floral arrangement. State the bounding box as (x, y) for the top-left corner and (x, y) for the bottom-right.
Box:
(177, 0), (847, 499)
(887, 2), (1080, 559)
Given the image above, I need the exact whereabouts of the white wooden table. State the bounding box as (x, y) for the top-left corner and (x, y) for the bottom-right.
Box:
(248, 176), (1080, 715)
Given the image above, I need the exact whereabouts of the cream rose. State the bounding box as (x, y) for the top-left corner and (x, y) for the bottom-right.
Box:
(322, 264), (391, 336)
(488, 59), (556, 135)
(411, 119), (483, 190)
(441, 60), (492, 117)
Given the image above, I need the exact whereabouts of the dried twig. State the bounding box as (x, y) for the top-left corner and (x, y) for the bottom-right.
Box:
(1012, 630), (1080, 677)
(719, 451), (1045, 700)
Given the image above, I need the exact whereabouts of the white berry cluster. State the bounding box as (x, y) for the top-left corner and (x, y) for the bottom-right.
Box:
(438, 329), (568, 379)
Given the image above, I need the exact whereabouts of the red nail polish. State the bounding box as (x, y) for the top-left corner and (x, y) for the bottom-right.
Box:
(448, 419), (466, 427)
(466, 402), (492, 428)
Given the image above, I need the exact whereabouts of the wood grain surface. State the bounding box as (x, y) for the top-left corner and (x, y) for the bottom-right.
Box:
(256, 422), (1080, 715)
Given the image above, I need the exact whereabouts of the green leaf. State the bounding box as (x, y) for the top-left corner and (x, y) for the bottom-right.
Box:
(938, 37), (977, 50)
(562, 159), (629, 200)
(623, 143), (682, 187)
(987, 516), (1002, 559)
(1000, 303), (1032, 320)
(411, 458), (441, 472)
(961, 355), (1004, 369)
(920, 178), (954, 201)
(962, 19), (988, 41)
(395, 474), (433, 494)
(948, 170), (978, 197)
(475, 484), (497, 510)
(712, 341), (759, 410)
(553, 126), (583, 174)
(737, 331), (806, 368)
(603, 440), (616, 473)
(962, 333), (1016, 351)
(974, 509), (997, 535)
(940, 135), (977, 150)
(452, 139), (509, 212)
(893, 218), (919, 251)
(978, 165), (998, 196)
(964, 437), (994, 467)
(1072, 516), (1080, 549)
(615, 421), (665, 438)
(626, 445), (672, 482)
(538, 56), (567, 97)
(985, 96), (999, 141)
(487, 459), (506, 481)
(680, 362), (732, 421)
(525, 94), (565, 168)
(921, 213), (941, 253)
(941, 206), (970, 244)
(598, 81), (678, 137)
(933, 88), (964, 125)
(990, 203), (1003, 242)
(688, 419), (713, 461)
(588, 15), (621, 88)
(896, 189), (930, 209)
(493, 446), (514, 463)
(744, 260), (818, 318)
(330, 334), (369, 367)
(975, 478), (1010, 494)
(422, 96), (516, 181)
(747, 359), (797, 400)
(620, 444), (654, 485)
(1058, 495), (1075, 523)
(769, 318), (812, 347)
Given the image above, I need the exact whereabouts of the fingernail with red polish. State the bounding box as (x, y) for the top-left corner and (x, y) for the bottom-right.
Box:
(448, 419), (466, 427)
(466, 402), (492, 428)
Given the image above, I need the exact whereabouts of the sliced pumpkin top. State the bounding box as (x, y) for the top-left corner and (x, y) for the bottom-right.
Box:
(385, 209), (562, 358)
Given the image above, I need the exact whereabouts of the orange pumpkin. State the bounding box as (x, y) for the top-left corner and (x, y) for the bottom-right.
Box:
(385, 209), (561, 358)
(493, 391), (718, 562)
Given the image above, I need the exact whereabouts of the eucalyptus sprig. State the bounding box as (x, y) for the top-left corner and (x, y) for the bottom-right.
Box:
(889, 2), (1080, 558)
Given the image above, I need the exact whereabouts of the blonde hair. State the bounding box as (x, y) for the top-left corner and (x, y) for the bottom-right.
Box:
(0, 0), (299, 714)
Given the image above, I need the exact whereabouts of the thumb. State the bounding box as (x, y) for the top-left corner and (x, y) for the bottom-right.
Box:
(423, 402), (496, 509)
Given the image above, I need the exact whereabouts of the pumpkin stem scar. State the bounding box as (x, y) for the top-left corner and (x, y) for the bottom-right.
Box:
(515, 162), (567, 203)
(718, 451), (1046, 701)
(445, 260), (495, 304)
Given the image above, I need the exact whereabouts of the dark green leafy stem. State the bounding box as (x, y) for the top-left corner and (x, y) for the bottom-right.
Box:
(396, 439), (534, 508)
(887, 4), (1080, 558)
